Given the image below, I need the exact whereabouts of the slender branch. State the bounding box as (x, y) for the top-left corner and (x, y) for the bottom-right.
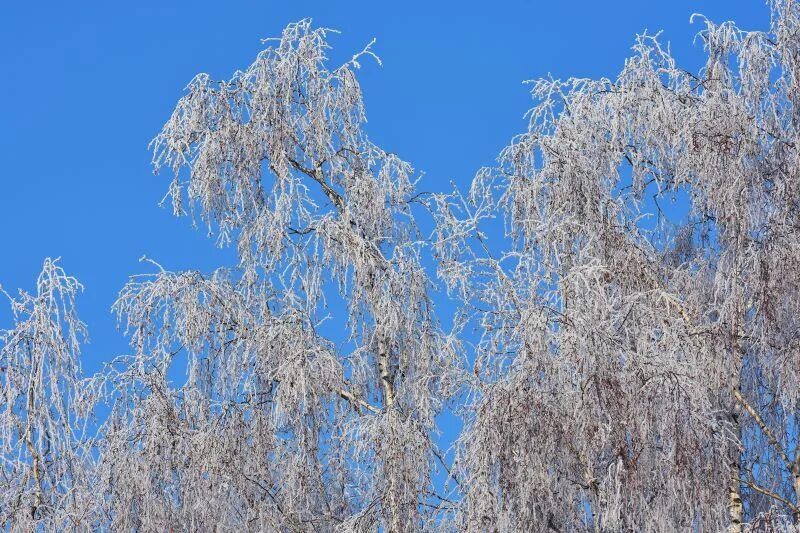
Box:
(733, 388), (793, 473)
(432, 445), (461, 488)
(739, 477), (799, 515)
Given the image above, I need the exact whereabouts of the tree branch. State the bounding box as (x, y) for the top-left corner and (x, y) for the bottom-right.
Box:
(338, 387), (381, 414)
(733, 388), (793, 473)
(739, 477), (799, 515)
(287, 158), (345, 212)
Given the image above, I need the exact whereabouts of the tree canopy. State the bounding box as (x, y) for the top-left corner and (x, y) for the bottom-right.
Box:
(4, 2), (800, 531)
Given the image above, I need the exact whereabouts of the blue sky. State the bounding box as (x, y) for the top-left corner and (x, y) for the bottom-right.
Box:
(1, 1), (765, 375)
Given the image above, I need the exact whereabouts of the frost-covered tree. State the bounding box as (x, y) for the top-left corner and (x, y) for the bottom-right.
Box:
(433, 0), (800, 530)
(93, 20), (465, 532)
(6, 3), (800, 531)
(0, 259), (98, 530)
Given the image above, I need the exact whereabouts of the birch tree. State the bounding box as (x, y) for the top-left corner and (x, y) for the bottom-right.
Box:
(431, 0), (800, 530)
(92, 20), (465, 532)
(0, 259), (98, 530)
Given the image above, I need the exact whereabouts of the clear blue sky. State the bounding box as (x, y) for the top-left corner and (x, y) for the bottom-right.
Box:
(1, 1), (765, 375)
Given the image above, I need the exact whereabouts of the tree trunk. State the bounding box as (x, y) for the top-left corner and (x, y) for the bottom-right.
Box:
(727, 442), (743, 533)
